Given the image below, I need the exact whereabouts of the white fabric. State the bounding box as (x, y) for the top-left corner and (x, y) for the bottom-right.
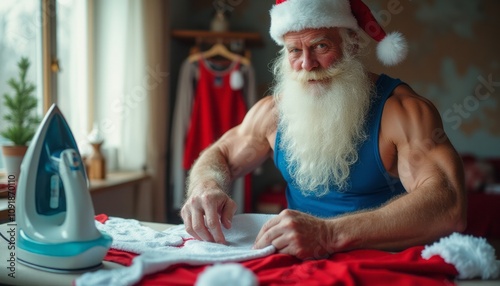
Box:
(76, 214), (276, 286)
(269, 0), (358, 45)
(95, 217), (184, 253)
(422, 232), (500, 280)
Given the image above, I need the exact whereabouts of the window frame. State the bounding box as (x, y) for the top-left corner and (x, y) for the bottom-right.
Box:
(42, 0), (58, 112)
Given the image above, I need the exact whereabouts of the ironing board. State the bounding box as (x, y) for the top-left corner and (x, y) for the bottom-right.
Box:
(0, 222), (498, 286)
(0, 221), (162, 286)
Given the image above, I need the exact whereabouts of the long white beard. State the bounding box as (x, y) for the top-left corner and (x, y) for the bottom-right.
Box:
(274, 53), (373, 196)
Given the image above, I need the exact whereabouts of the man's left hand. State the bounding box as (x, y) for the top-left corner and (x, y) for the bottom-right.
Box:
(253, 209), (332, 260)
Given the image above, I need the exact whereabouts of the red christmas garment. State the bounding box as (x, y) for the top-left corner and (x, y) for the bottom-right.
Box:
(79, 215), (499, 286)
(180, 58), (254, 213)
(183, 58), (248, 170)
(137, 247), (458, 286)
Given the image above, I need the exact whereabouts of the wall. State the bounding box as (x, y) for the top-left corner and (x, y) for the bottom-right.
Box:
(363, 0), (500, 157)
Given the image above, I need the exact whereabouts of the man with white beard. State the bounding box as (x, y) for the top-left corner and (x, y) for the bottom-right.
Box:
(181, 0), (466, 259)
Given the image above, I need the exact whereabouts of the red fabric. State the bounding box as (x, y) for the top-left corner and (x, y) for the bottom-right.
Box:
(108, 246), (458, 286)
(95, 214), (109, 223)
(95, 214), (458, 285)
(258, 185), (287, 207)
(464, 192), (500, 239)
(462, 154), (495, 192)
(349, 0), (387, 41)
(183, 59), (247, 170)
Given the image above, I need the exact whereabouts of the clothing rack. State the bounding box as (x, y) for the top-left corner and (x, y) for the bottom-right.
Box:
(171, 29), (263, 63)
(188, 41), (250, 66)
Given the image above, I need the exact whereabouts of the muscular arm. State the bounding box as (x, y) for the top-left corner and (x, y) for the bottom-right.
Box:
(254, 86), (467, 258)
(181, 96), (277, 243)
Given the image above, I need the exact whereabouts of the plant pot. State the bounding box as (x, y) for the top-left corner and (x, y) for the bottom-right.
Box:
(1, 145), (28, 182)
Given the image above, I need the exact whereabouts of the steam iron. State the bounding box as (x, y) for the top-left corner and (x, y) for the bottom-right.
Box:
(16, 104), (112, 273)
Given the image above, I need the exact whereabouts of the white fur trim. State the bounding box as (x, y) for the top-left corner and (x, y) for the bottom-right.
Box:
(269, 0), (358, 45)
(376, 31), (408, 66)
(195, 263), (258, 286)
(421, 232), (500, 280)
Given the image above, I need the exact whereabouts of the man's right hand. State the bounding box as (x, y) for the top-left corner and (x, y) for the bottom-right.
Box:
(180, 186), (237, 244)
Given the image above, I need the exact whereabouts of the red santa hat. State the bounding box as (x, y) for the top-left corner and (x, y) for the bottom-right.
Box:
(269, 0), (408, 66)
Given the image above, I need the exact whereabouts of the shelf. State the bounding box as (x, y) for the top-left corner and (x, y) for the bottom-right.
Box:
(89, 171), (150, 195)
(171, 29), (263, 47)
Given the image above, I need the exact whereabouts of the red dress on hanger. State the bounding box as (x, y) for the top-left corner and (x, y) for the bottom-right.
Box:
(183, 58), (248, 170)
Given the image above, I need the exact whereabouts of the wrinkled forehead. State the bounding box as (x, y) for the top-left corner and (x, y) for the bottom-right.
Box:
(282, 28), (343, 46)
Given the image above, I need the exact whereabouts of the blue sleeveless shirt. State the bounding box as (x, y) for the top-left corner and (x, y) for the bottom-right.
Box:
(274, 74), (406, 218)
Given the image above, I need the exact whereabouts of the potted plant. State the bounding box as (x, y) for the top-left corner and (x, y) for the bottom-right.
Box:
(1, 57), (40, 180)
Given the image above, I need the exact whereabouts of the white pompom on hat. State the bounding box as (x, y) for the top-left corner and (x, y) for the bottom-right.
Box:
(195, 263), (258, 286)
(269, 0), (408, 66)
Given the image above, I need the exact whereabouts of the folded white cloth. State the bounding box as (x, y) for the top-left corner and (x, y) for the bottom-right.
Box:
(76, 213), (276, 286)
(422, 232), (500, 279)
(95, 217), (184, 253)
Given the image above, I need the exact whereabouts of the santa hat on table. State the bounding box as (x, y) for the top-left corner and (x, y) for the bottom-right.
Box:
(269, 0), (408, 66)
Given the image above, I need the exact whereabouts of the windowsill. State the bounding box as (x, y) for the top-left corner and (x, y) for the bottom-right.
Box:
(89, 171), (150, 194)
(0, 170), (150, 222)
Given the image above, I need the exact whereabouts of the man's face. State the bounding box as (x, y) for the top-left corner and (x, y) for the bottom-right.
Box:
(283, 28), (345, 76)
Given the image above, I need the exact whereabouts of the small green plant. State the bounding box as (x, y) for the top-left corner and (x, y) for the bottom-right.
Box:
(1, 57), (40, 146)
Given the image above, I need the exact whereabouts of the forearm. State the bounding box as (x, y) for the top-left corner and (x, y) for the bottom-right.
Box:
(327, 179), (466, 252)
(186, 146), (231, 197)
(182, 145), (238, 244)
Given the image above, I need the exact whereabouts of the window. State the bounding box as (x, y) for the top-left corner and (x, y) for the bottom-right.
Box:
(1, 0), (151, 173)
(0, 0), (43, 169)
(0, 0), (89, 170)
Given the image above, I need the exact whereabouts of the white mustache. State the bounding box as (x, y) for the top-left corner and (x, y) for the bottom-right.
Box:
(289, 65), (344, 83)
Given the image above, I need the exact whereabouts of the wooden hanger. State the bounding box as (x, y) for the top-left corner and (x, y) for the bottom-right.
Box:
(188, 42), (250, 66)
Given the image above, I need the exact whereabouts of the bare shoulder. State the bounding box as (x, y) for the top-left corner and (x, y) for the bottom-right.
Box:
(382, 84), (447, 146)
(239, 95), (278, 141)
(216, 96), (278, 177)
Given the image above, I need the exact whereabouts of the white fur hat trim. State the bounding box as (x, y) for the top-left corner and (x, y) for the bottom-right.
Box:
(422, 232), (500, 280)
(269, 0), (358, 46)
